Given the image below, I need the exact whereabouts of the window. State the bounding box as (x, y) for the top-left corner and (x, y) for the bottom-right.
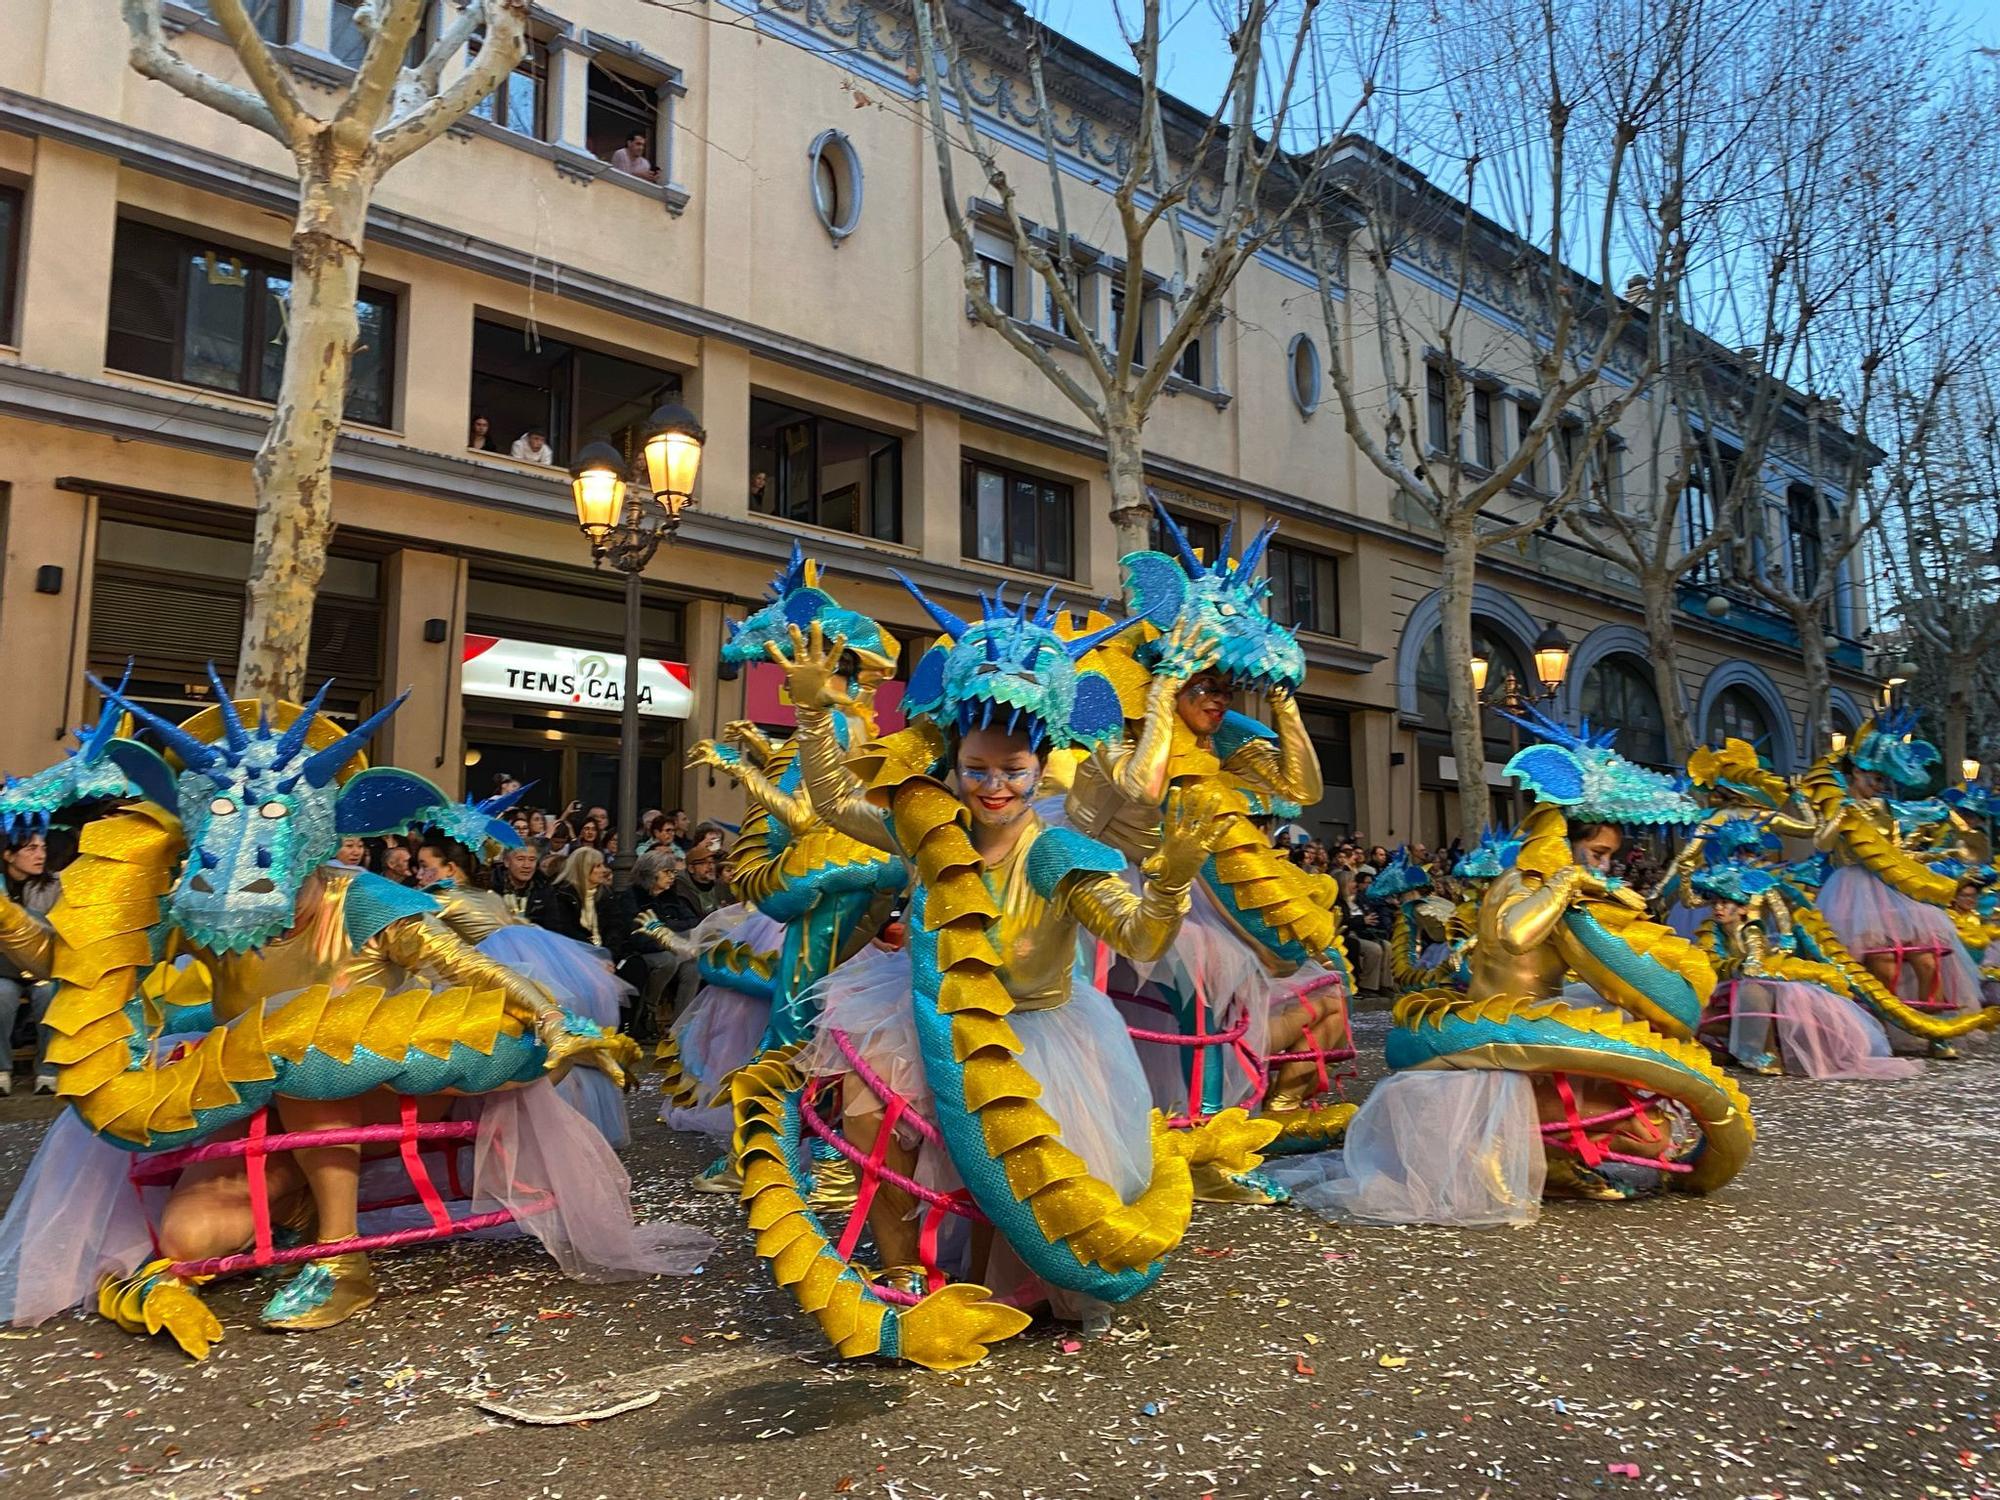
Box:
(1787, 482), (1823, 592)
(1598, 439), (1624, 510)
(107, 219), (396, 426)
(973, 225), (1015, 317)
(1555, 420), (1583, 493)
(0, 185), (20, 345)
(586, 64), (660, 179)
(1426, 365), (1452, 453)
(1416, 625), (1530, 761)
(961, 460), (1074, 577)
(748, 396), (902, 542)
(186, 0), (286, 41)
(1041, 267), (1076, 338)
(469, 317), (680, 468)
(330, 0), (427, 69)
(1267, 542), (1340, 637)
(1682, 444), (1736, 584)
(806, 131), (862, 238)
(1580, 657), (1668, 767)
(1289, 333), (1320, 415)
(1515, 400), (1539, 489)
(1149, 508), (1221, 563)
(1175, 329), (1204, 387)
(1472, 388), (1496, 469)
(470, 31), (549, 138)
(1109, 284), (1143, 367)
(1705, 685), (1773, 756)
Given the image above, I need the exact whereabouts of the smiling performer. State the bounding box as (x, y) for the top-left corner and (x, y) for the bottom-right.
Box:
(1064, 507), (1356, 1181)
(726, 585), (1274, 1369)
(0, 671), (708, 1358)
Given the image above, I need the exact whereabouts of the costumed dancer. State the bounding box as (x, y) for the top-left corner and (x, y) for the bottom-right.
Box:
(1682, 817), (1917, 1080)
(0, 671), (708, 1359)
(1282, 708), (1747, 1223)
(1375, 843), (1480, 994)
(412, 798), (635, 1147)
(1794, 712), (1999, 1056)
(664, 547), (908, 1169)
(726, 586), (1275, 1370)
(1066, 507), (1357, 1189)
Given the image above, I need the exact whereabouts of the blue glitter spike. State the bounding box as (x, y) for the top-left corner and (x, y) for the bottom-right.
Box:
(271, 681), (335, 768)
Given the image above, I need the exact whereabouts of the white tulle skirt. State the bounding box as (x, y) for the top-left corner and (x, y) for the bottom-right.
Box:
(658, 909), (784, 1137)
(801, 945), (1154, 1203)
(1706, 978), (1921, 1080)
(1268, 1070), (1544, 1227)
(1820, 865), (1987, 1020)
(478, 924), (633, 1148)
(0, 1078), (711, 1329)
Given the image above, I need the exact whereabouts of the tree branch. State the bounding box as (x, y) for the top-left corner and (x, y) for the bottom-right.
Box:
(119, 0), (290, 143)
(374, 0), (529, 170)
(340, 0), (429, 131)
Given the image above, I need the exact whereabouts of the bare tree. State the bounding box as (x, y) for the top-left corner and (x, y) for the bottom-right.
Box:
(121, 0), (529, 708)
(1310, 0), (1724, 828)
(1663, 0), (1991, 760)
(910, 0), (1372, 555)
(1885, 367), (2000, 772)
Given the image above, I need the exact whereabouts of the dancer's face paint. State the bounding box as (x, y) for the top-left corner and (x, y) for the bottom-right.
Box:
(956, 728), (1042, 832)
(1177, 673), (1234, 736)
(1574, 824), (1623, 872)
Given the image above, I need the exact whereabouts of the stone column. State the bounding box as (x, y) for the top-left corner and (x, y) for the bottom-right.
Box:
(0, 480), (95, 777)
(685, 340), (749, 520)
(906, 405), (960, 560)
(1349, 707), (1398, 844)
(677, 596), (739, 822)
(16, 141), (116, 377)
(376, 548), (467, 793)
(549, 32), (597, 165)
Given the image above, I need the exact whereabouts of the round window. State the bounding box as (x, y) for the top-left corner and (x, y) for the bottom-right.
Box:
(1288, 332), (1321, 415)
(808, 130), (863, 242)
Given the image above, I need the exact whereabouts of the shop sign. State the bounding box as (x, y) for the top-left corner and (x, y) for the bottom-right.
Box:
(462, 634), (694, 719)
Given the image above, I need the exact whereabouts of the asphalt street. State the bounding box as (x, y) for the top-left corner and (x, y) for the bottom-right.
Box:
(2, 1012), (1996, 1500)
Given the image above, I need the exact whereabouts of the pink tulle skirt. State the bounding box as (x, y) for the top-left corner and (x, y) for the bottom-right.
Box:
(1820, 866), (1987, 1016)
(658, 910), (782, 1137)
(478, 924), (634, 1147)
(0, 1079), (711, 1329)
(1704, 977), (1921, 1080)
(1269, 1070), (1545, 1227)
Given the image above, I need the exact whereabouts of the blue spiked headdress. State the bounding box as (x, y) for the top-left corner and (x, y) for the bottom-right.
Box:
(76, 667), (451, 955)
(1500, 703), (1705, 826)
(893, 574), (1135, 751)
(1117, 496), (1307, 695)
(720, 543), (898, 684)
(0, 664), (141, 833)
(1368, 846), (1434, 900)
(424, 784), (532, 854)
(1686, 814), (1782, 903)
(1849, 709), (1941, 789)
(1454, 825), (1526, 880)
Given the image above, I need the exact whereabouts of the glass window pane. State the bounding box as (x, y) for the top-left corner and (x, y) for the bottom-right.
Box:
(258, 272), (289, 402)
(0, 188), (16, 344)
(976, 470), (1005, 563)
(1040, 484), (1071, 577)
(1007, 478), (1039, 570)
(182, 248), (249, 392)
(347, 296), (394, 427)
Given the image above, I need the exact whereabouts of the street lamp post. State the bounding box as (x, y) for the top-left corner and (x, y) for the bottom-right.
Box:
(568, 403), (705, 885)
(1469, 621), (1572, 715)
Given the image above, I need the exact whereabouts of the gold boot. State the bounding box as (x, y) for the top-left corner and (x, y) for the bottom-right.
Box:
(1189, 1158), (1287, 1205)
(98, 1258), (224, 1360)
(1542, 1157), (1629, 1202)
(259, 1252), (379, 1331)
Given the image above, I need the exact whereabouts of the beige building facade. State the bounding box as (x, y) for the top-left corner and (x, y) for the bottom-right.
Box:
(0, 0), (1878, 844)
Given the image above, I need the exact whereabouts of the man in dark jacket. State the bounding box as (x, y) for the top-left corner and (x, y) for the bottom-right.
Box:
(489, 844), (553, 926)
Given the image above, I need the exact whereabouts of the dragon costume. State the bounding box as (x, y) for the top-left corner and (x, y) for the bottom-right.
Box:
(1378, 708), (1749, 1204)
(1063, 506), (1357, 1164)
(727, 582), (1273, 1370)
(0, 669), (702, 1358)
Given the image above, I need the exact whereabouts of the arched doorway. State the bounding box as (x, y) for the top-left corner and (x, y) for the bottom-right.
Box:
(1580, 655), (1670, 769)
(1413, 624), (1533, 841)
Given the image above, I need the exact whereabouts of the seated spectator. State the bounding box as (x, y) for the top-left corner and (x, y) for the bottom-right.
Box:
(609, 129), (663, 182)
(469, 414), (493, 451)
(605, 847), (703, 1038)
(1, 834), (59, 1096)
(1300, 840), (1331, 874)
(510, 427), (555, 464)
(335, 835), (368, 867)
(1344, 867), (1392, 997)
(538, 847), (613, 948)
(489, 843), (552, 924)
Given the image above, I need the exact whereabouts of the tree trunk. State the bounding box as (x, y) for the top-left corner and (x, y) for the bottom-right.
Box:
(1105, 417), (1151, 560)
(1794, 610), (1831, 767)
(1942, 653), (1970, 775)
(1641, 567), (1695, 761)
(1438, 513), (1492, 833)
(235, 139), (373, 710)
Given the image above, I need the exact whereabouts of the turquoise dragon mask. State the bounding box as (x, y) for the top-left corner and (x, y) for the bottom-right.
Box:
(1849, 708), (1941, 789)
(1501, 704), (1705, 827)
(722, 543), (898, 686)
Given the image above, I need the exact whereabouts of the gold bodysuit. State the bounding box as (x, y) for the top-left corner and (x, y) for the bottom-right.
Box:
(790, 706), (1192, 1008)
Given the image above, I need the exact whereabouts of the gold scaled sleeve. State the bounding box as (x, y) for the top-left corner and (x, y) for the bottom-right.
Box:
(0, 889), (54, 981)
(1060, 866), (1191, 966)
(1493, 867), (1588, 955)
(429, 884), (520, 945)
(795, 703), (896, 853)
(733, 762), (816, 839)
(370, 915), (553, 1026)
(1222, 692), (1325, 805)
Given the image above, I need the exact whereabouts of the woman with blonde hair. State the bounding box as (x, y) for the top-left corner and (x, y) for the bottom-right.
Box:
(539, 846), (613, 948)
